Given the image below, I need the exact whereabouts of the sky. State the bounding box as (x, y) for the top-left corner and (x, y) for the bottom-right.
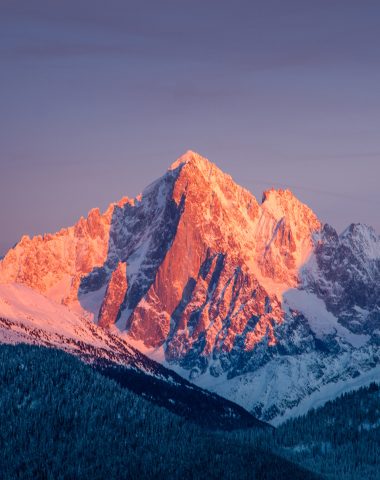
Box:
(1, 0), (379, 256)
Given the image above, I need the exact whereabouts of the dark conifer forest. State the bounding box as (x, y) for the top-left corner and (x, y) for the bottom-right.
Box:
(0, 344), (379, 479)
(274, 382), (380, 479)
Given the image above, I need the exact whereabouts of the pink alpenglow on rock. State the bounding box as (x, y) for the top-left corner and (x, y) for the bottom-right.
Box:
(1, 151), (379, 422)
(98, 261), (128, 329)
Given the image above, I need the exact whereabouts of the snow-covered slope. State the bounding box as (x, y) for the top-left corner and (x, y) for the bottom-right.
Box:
(0, 282), (266, 430)
(0, 282), (167, 371)
(0, 150), (379, 423)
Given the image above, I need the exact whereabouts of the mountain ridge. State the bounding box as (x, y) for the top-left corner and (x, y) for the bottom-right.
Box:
(0, 150), (379, 422)
(0, 282), (267, 431)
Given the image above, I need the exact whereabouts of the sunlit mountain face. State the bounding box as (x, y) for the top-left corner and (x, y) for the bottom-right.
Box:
(1, 151), (379, 423)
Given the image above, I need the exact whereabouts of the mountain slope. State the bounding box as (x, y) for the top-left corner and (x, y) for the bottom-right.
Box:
(0, 150), (379, 422)
(0, 344), (319, 480)
(274, 382), (380, 479)
(0, 283), (267, 431)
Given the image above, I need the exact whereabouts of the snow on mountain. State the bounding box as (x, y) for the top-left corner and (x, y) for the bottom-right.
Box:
(0, 282), (268, 431)
(283, 289), (369, 347)
(0, 150), (379, 423)
(0, 282), (160, 372)
(302, 223), (380, 335)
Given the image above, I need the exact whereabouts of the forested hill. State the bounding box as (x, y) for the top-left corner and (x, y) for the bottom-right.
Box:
(274, 383), (380, 479)
(2, 342), (378, 479)
(0, 344), (318, 480)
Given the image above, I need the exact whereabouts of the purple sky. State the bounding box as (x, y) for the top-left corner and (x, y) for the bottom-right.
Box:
(1, 1), (379, 256)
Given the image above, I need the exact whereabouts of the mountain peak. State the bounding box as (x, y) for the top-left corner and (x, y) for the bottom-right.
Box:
(262, 188), (295, 203)
(261, 187), (321, 230)
(1, 151), (379, 425)
(169, 150), (212, 172)
(341, 222), (377, 238)
(340, 223), (380, 259)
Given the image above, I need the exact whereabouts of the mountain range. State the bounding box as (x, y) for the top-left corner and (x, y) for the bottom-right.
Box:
(0, 150), (379, 423)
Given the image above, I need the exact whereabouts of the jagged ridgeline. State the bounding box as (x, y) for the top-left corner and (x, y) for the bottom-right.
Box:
(0, 150), (379, 422)
(0, 344), (318, 480)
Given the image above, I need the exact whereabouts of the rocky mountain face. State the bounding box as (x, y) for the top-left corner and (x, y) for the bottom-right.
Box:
(1, 150), (379, 423)
(302, 223), (380, 336)
(0, 283), (266, 431)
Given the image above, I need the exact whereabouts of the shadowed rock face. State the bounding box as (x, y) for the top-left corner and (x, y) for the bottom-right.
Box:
(1, 150), (379, 422)
(303, 223), (380, 334)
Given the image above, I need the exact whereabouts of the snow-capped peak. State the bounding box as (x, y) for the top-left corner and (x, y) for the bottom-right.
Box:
(169, 149), (211, 171)
(1, 151), (379, 424)
(340, 223), (380, 260)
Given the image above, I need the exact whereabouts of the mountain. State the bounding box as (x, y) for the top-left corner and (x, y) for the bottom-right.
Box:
(0, 283), (266, 431)
(1, 150), (379, 422)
